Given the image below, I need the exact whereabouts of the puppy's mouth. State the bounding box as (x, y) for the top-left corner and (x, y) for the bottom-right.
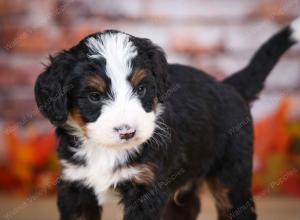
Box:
(85, 130), (146, 149)
(98, 137), (144, 150)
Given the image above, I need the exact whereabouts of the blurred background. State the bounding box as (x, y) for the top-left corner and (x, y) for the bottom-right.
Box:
(0, 0), (300, 219)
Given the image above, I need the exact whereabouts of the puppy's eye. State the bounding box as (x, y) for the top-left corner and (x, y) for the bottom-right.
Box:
(88, 92), (101, 103)
(137, 85), (147, 98)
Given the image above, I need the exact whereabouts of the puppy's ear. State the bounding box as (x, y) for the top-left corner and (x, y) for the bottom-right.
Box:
(35, 51), (75, 126)
(150, 45), (168, 100)
(137, 38), (168, 100)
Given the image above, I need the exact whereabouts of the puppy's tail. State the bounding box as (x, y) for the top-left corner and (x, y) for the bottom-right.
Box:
(223, 17), (300, 102)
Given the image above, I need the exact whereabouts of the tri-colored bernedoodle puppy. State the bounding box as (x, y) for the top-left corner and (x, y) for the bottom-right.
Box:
(35, 18), (300, 220)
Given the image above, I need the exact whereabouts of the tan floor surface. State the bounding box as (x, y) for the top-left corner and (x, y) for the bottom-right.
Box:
(0, 193), (299, 220)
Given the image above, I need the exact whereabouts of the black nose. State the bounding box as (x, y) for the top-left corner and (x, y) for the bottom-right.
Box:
(114, 124), (136, 140)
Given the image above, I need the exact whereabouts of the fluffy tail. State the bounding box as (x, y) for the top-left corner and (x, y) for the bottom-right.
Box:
(224, 17), (300, 102)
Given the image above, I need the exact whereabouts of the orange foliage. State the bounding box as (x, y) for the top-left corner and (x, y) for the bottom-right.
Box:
(253, 98), (300, 197)
(0, 126), (59, 195)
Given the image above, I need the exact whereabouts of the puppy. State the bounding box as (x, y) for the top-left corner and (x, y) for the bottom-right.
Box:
(35, 18), (300, 220)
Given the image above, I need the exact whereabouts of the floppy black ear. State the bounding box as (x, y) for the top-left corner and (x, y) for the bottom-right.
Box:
(136, 38), (169, 100)
(149, 45), (169, 100)
(35, 52), (75, 126)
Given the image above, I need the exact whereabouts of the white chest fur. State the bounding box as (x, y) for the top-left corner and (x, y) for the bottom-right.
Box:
(61, 142), (141, 205)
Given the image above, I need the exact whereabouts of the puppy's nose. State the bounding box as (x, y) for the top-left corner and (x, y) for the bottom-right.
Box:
(114, 124), (136, 140)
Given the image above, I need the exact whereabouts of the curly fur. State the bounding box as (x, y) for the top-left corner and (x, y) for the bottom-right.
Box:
(35, 18), (299, 220)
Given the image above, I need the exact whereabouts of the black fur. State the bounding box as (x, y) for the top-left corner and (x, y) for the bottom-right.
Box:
(35, 53), (76, 125)
(57, 180), (101, 220)
(34, 23), (299, 220)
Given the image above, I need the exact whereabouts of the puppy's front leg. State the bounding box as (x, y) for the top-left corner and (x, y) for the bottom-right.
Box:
(57, 180), (102, 220)
(121, 184), (169, 220)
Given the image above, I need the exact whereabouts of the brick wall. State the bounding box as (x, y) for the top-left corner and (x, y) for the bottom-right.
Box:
(0, 0), (300, 132)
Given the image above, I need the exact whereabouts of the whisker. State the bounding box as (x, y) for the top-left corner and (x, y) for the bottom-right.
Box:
(145, 117), (172, 150)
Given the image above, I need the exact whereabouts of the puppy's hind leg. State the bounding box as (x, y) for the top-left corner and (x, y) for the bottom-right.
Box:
(207, 130), (257, 220)
(162, 179), (202, 220)
(207, 176), (256, 220)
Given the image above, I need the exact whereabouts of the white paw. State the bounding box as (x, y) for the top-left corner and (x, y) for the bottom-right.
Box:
(291, 17), (300, 42)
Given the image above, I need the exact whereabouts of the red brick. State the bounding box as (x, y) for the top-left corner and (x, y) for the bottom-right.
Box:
(223, 21), (279, 53)
(0, 57), (43, 87)
(0, 0), (27, 16)
(54, 0), (146, 23)
(0, 0), (55, 17)
(0, 23), (55, 53)
(54, 23), (105, 50)
(171, 37), (224, 55)
(202, 53), (300, 91)
(54, 0), (95, 25)
(247, 0), (300, 22)
(144, 0), (258, 22)
(0, 88), (38, 120)
(51, 0), (257, 23)
(169, 26), (225, 55)
(223, 20), (300, 55)
(192, 57), (226, 80)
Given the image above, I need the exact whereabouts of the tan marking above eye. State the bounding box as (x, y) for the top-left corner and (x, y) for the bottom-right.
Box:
(87, 75), (106, 92)
(131, 69), (148, 87)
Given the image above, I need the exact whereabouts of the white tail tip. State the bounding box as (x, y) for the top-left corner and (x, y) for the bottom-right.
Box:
(291, 17), (300, 42)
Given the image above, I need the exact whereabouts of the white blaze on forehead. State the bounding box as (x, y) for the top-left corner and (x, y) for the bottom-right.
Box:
(86, 32), (137, 96)
(84, 32), (158, 149)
